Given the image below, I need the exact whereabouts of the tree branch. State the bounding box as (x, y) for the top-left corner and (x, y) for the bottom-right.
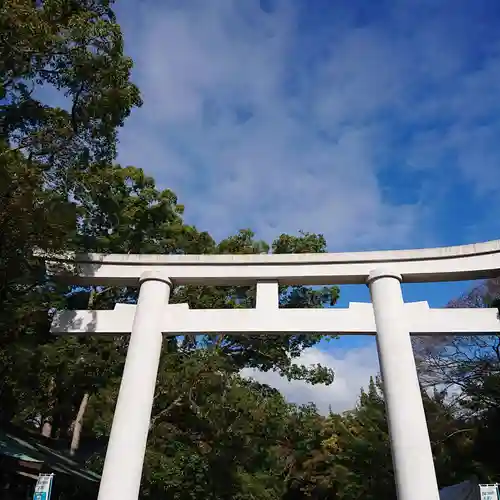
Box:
(150, 395), (184, 426)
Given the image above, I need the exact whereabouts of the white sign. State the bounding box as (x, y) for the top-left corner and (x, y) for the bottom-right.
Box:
(480, 484), (499, 500)
(33, 473), (54, 500)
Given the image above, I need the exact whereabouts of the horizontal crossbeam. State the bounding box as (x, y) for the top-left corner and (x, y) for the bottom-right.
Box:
(50, 302), (500, 337)
(38, 239), (500, 286)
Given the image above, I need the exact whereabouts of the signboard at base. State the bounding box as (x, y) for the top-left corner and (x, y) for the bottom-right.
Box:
(480, 484), (499, 500)
(33, 473), (54, 500)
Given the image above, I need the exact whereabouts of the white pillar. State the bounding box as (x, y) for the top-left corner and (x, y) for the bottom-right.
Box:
(367, 269), (439, 500)
(97, 271), (172, 500)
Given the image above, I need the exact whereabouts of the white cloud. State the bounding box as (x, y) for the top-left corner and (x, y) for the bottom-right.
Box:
(114, 0), (434, 249)
(241, 344), (380, 414)
(114, 0), (500, 250)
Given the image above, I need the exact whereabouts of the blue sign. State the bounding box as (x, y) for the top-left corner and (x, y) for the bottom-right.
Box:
(33, 474), (54, 500)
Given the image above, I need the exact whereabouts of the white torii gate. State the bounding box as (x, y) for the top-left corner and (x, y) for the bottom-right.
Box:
(44, 240), (500, 500)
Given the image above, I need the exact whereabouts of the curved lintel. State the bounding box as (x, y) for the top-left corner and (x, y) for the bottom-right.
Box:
(38, 239), (500, 286)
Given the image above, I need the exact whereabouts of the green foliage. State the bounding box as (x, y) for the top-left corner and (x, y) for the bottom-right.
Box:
(1, 0), (141, 191)
(138, 351), (290, 499)
(283, 377), (395, 500)
(0, 150), (341, 497)
(73, 164), (214, 254)
(0, 0), (141, 428)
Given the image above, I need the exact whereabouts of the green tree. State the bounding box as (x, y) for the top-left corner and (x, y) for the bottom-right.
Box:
(1, 163), (215, 437)
(173, 229), (339, 382)
(0, 0), (141, 427)
(325, 377), (394, 500)
(86, 350), (296, 499)
(0, 145), (75, 423)
(1, 158), (340, 500)
(1, 0), (141, 190)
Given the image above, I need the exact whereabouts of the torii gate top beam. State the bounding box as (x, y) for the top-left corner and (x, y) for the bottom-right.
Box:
(41, 239), (500, 286)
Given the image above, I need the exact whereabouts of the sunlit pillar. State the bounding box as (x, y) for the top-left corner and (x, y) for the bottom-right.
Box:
(367, 269), (439, 500)
(97, 271), (172, 500)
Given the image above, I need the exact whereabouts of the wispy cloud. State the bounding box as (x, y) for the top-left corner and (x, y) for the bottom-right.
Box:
(115, 0), (500, 250)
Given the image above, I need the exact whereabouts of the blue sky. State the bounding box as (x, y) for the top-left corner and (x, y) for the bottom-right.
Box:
(112, 0), (500, 411)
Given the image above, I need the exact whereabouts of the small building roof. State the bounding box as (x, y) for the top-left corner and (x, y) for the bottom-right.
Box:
(0, 425), (100, 484)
